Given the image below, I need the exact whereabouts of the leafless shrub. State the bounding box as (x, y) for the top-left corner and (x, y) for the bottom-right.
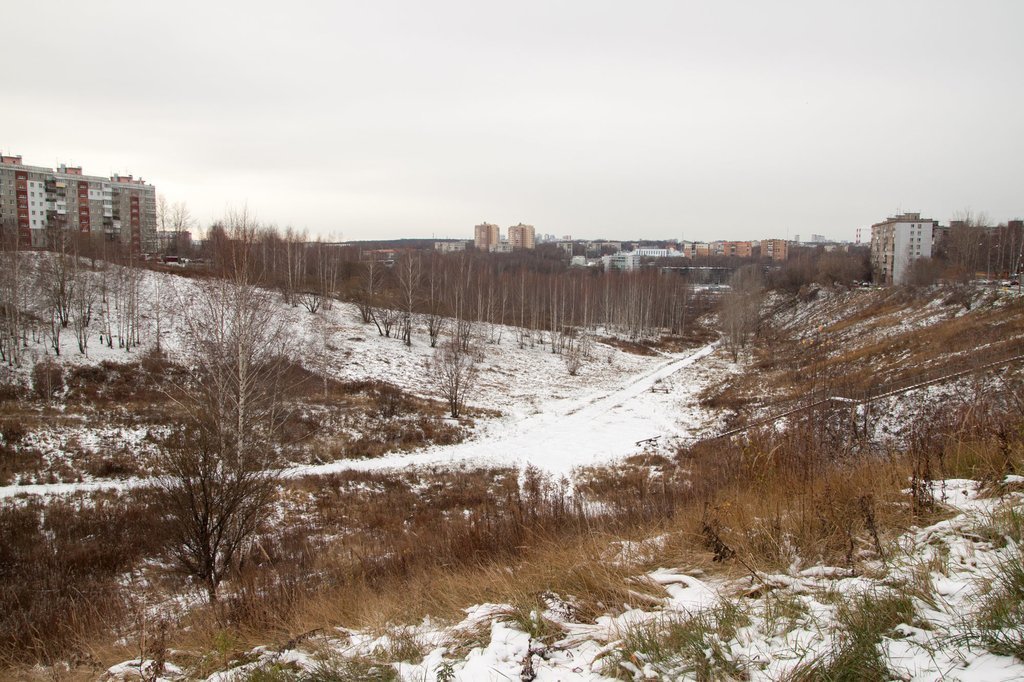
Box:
(564, 330), (591, 376)
(0, 418), (27, 445)
(31, 359), (64, 400)
(297, 290), (323, 314)
(157, 431), (278, 603)
(160, 211), (294, 603)
(428, 338), (478, 418)
(371, 382), (413, 419)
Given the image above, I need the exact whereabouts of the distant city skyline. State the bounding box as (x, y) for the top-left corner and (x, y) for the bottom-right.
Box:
(2, 1), (1022, 242)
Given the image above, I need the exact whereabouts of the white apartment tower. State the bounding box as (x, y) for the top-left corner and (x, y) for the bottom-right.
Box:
(870, 212), (936, 285)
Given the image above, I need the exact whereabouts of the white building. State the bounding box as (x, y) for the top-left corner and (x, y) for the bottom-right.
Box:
(870, 213), (936, 285)
(601, 252), (641, 271)
(434, 240), (468, 253)
(633, 247), (680, 258)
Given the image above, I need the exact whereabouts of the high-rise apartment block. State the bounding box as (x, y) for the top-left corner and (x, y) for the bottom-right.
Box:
(507, 223), (535, 250)
(870, 212), (936, 285)
(474, 222), (500, 251)
(0, 154), (157, 252)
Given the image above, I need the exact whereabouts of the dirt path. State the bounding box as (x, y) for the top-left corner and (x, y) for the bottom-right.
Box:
(286, 342), (718, 476)
(0, 343), (718, 498)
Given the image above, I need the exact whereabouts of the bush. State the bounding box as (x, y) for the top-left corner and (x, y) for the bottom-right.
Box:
(0, 373), (25, 402)
(371, 382), (412, 419)
(0, 418), (27, 445)
(0, 493), (168, 664)
(31, 360), (65, 400)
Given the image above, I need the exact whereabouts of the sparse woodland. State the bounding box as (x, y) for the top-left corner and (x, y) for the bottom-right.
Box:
(0, 220), (1023, 680)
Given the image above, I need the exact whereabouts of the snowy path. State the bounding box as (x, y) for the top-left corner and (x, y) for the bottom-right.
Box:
(286, 342), (718, 477)
(0, 343), (718, 498)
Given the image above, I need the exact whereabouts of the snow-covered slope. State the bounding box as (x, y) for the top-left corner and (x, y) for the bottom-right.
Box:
(2, 266), (727, 492)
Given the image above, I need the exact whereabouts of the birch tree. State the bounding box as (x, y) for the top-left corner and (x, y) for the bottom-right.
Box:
(159, 210), (292, 603)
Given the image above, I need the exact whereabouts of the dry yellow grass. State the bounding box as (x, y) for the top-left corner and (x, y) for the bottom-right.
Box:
(6, 288), (1023, 679)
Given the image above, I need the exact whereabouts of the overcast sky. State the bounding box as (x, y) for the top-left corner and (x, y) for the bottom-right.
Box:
(2, 1), (1022, 242)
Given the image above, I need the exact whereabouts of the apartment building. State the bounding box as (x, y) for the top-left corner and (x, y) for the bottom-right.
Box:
(507, 223), (536, 250)
(870, 212), (936, 285)
(433, 240), (468, 253)
(0, 154), (156, 252)
(634, 247), (680, 258)
(761, 239), (789, 261)
(473, 222), (500, 251)
(715, 241), (754, 258)
(601, 252), (641, 271)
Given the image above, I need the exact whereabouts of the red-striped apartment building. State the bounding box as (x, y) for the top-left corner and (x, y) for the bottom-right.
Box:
(0, 154), (156, 252)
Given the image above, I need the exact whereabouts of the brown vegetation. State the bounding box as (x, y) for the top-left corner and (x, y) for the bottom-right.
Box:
(2, 384), (1019, 676)
(706, 286), (1024, 430)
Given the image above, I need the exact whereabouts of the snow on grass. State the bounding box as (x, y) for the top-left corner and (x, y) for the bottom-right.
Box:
(101, 476), (1023, 681)
(1, 267), (725, 493)
(280, 342), (719, 477)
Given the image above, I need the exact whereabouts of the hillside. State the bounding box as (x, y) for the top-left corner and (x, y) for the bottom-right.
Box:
(1, 259), (724, 494)
(1, 269), (1022, 681)
(703, 284), (1024, 444)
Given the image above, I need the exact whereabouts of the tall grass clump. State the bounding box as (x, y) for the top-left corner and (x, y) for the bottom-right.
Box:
(607, 600), (749, 681)
(955, 502), (1024, 663)
(788, 591), (914, 681)
(964, 550), (1024, 661)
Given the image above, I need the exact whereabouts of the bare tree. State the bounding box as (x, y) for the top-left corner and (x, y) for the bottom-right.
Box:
(151, 268), (166, 355)
(0, 233), (26, 367)
(355, 257), (383, 324)
(719, 265), (765, 362)
(946, 210), (988, 279)
(372, 303), (401, 338)
(313, 239), (339, 312)
(169, 201), (194, 256)
(159, 210), (292, 603)
(447, 253), (475, 352)
(70, 260), (95, 355)
(422, 254), (447, 347)
(396, 251), (421, 346)
(37, 247), (74, 331)
(429, 338), (478, 418)
(112, 262), (142, 351)
(283, 227), (306, 306)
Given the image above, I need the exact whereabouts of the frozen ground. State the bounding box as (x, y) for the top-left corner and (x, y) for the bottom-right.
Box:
(286, 342), (718, 477)
(1, 267), (727, 495)
(104, 476), (1024, 681)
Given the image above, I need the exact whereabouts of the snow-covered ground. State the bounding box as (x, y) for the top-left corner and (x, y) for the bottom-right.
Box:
(285, 342), (718, 477)
(103, 476), (1024, 681)
(1, 266), (727, 495)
